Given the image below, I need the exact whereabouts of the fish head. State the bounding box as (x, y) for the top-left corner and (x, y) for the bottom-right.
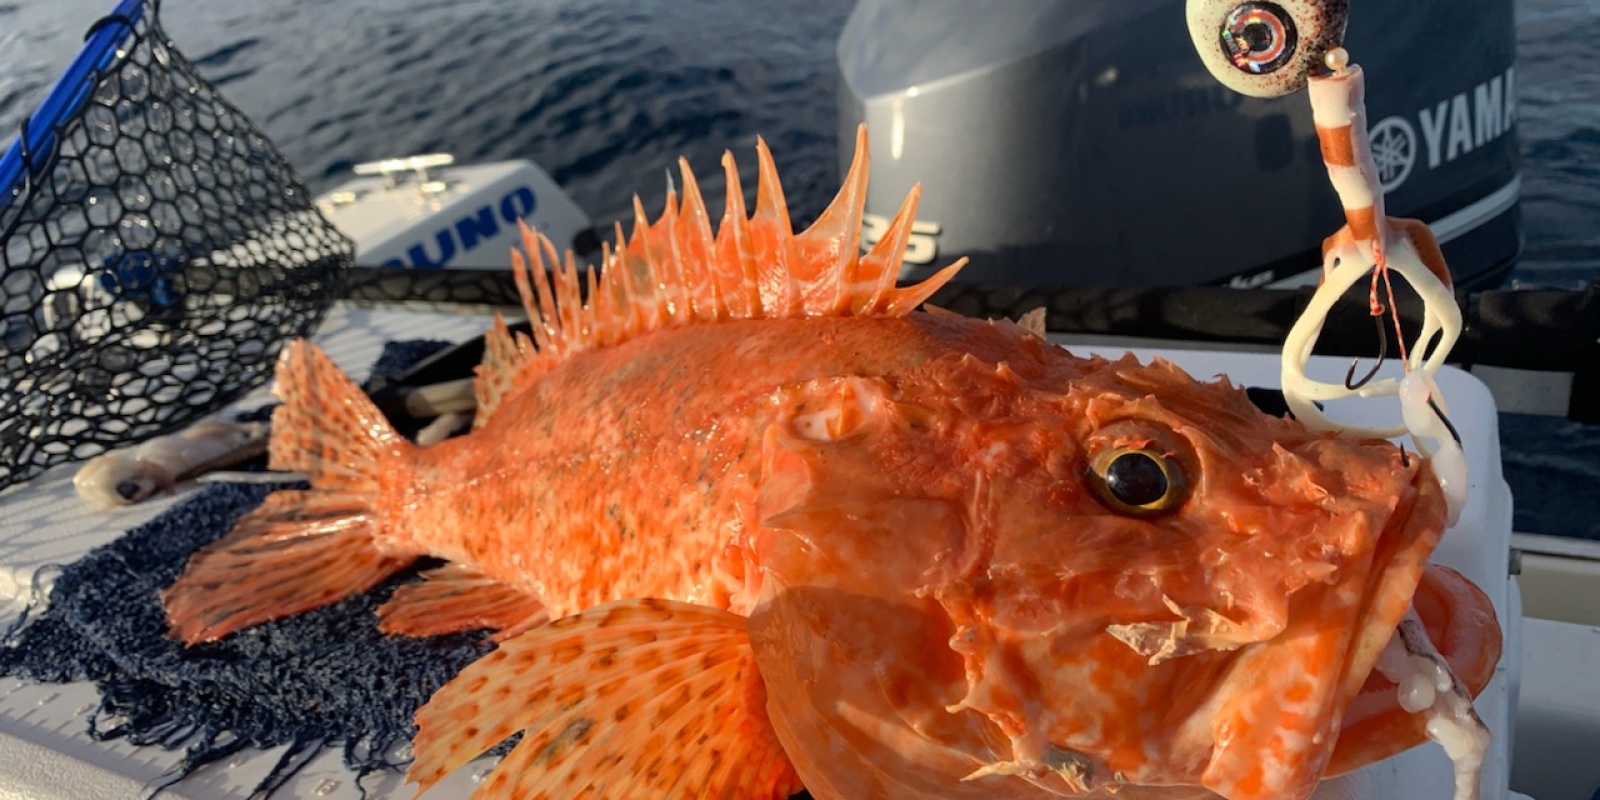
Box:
(747, 340), (1499, 800)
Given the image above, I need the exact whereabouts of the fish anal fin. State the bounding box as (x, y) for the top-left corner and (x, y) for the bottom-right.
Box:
(376, 560), (547, 640)
(377, 563), (546, 640)
(160, 490), (413, 644)
(408, 598), (801, 799)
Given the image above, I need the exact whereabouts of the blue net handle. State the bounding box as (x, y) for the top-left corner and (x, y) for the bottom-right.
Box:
(0, 0), (149, 206)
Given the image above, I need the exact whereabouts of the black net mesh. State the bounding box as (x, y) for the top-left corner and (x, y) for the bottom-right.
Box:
(342, 266), (527, 308)
(340, 226), (601, 308)
(0, 0), (350, 492)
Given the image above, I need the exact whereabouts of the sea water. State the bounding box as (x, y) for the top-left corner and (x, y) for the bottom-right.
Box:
(2, 0), (1597, 538)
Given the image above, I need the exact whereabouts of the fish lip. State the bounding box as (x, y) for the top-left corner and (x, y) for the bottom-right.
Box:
(1325, 454), (1494, 770)
(1370, 455), (1443, 634)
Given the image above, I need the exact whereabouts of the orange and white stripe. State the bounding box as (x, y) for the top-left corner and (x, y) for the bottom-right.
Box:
(1308, 61), (1388, 251)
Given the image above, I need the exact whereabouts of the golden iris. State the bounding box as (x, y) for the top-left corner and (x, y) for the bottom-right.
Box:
(1087, 447), (1188, 516)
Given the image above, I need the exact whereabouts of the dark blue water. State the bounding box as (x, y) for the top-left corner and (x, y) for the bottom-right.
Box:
(2, 0), (1598, 537)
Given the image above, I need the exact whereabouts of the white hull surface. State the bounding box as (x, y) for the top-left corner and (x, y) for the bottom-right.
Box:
(0, 303), (1592, 798)
(316, 156), (592, 271)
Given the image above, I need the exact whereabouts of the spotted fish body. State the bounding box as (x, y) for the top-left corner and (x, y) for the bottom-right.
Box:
(161, 128), (1501, 800)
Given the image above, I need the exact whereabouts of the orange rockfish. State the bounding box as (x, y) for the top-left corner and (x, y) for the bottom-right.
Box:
(160, 127), (1502, 800)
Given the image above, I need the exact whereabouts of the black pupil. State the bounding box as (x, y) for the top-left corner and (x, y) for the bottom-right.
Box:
(1242, 22), (1273, 52)
(1221, 2), (1297, 74)
(1105, 453), (1168, 507)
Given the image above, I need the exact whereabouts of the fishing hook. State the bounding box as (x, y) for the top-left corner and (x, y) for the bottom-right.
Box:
(1343, 313), (1388, 390)
(1428, 395), (1463, 446)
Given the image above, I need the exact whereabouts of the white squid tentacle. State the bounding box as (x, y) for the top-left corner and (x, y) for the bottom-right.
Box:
(1374, 610), (1491, 800)
(1400, 371), (1468, 525)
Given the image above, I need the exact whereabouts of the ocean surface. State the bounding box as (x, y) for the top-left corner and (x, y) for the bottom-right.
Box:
(2, 0), (1597, 537)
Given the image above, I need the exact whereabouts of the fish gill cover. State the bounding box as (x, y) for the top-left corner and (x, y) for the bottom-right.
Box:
(0, 0), (351, 491)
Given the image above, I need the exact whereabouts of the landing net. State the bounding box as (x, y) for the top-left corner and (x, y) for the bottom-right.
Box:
(0, 0), (350, 491)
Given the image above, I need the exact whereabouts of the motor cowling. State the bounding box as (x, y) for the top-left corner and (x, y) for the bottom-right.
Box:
(836, 0), (1521, 291)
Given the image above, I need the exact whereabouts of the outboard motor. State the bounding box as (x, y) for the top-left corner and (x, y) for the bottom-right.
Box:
(837, 0), (1521, 291)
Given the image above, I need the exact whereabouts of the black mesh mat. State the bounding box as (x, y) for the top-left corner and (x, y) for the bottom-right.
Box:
(0, 341), (495, 799)
(0, 338), (820, 799)
(0, 0), (351, 491)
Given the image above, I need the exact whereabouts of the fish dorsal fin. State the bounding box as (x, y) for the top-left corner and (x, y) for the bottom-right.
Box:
(473, 126), (965, 425)
(474, 315), (533, 425)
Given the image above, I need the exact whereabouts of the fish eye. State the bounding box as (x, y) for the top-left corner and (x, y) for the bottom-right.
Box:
(1185, 0), (1349, 97)
(1087, 447), (1188, 516)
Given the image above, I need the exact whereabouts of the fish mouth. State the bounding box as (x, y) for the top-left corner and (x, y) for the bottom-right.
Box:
(1325, 462), (1504, 775)
(1197, 458), (1503, 799)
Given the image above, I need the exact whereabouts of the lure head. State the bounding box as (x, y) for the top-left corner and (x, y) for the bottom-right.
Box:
(746, 316), (1499, 800)
(1186, 0), (1350, 97)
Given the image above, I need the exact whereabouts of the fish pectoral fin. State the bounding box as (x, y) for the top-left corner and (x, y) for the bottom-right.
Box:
(377, 562), (547, 640)
(159, 489), (414, 644)
(407, 598), (803, 799)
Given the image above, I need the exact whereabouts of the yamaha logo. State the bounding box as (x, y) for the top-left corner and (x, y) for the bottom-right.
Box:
(1368, 66), (1516, 193)
(1369, 116), (1417, 193)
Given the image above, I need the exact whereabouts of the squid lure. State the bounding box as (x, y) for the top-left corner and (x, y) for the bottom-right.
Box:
(1186, 0), (1468, 526)
(1184, 3), (1486, 798)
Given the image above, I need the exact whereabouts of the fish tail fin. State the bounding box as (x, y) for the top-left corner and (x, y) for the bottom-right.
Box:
(161, 340), (417, 645)
(266, 339), (412, 492)
(407, 599), (802, 799)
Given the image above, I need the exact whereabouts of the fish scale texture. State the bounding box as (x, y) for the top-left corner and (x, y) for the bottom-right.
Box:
(0, 341), (506, 797)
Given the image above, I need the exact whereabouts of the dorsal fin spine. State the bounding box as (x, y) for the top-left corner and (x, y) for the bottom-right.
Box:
(565, 249), (590, 343)
(555, 248), (581, 345)
(719, 151), (762, 318)
(601, 236), (635, 341)
(861, 184), (920, 313)
(612, 221), (648, 337)
(666, 187), (705, 323)
(798, 125), (871, 314)
(675, 159), (721, 319)
(752, 137), (798, 316)
(623, 215), (664, 329)
(509, 247), (540, 349)
(478, 127), (964, 425)
(519, 227), (560, 349)
(582, 262), (601, 342)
